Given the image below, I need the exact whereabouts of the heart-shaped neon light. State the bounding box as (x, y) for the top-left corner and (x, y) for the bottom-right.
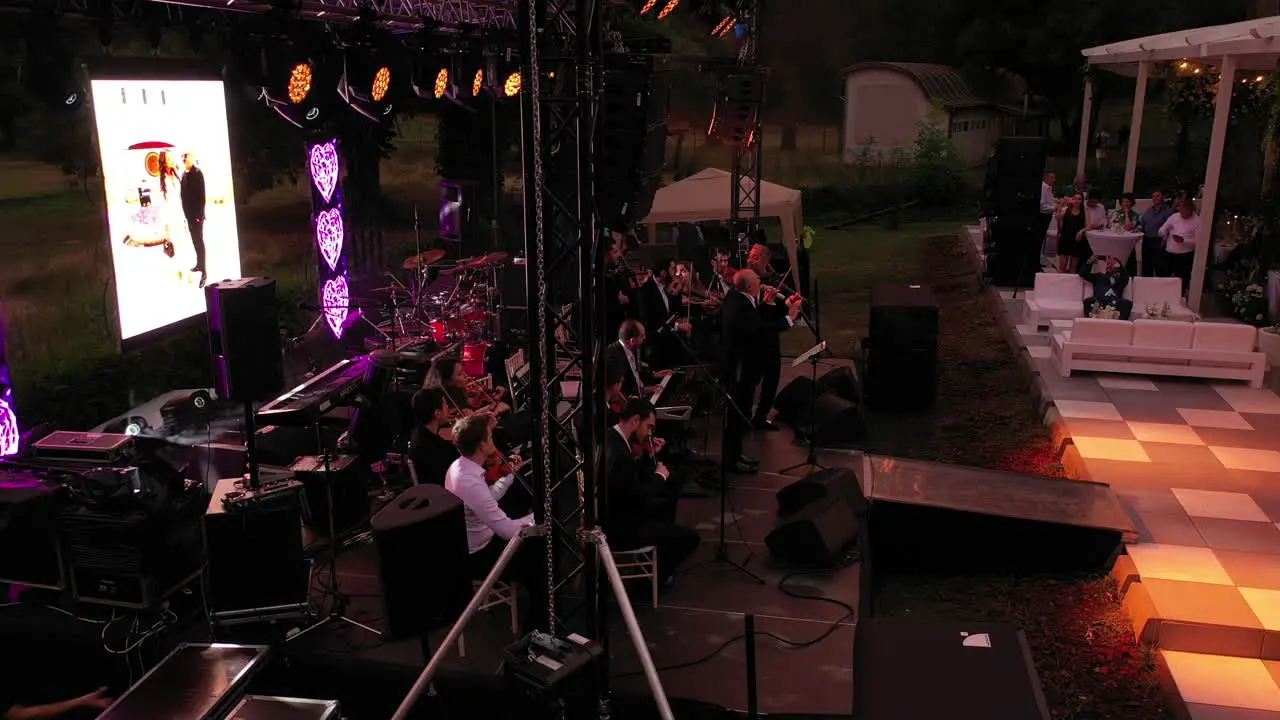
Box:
(309, 140), (339, 204)
(0, 398), (18, 457)
(316, 207), (344, 272)
(322, 274), (349, 338)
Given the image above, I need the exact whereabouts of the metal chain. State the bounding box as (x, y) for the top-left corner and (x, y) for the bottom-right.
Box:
(526, 0), (557, 634)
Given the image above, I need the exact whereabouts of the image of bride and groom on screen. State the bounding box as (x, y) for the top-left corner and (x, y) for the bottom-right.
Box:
(121, 144), (210, 288)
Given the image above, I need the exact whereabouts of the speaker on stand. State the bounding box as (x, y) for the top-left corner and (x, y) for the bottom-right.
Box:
(981, 137), (1047, 294)
(865, 284), (938, 413)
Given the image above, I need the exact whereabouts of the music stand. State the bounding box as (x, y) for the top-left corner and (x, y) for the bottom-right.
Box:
(779, 341), (829, 476)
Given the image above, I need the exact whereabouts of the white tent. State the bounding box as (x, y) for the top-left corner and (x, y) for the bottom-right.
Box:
(642, 168), (805, 279)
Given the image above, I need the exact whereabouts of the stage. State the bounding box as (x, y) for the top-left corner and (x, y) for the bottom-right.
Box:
(273, 359), (863, 717)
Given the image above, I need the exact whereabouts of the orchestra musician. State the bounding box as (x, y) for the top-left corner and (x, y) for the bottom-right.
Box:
(746, 244), (785, 429)
(721, 269), (802, 473)
(640, 260), (693, 369)
(444, 414), (546, 628)
(408, 388), (456, 486)
(604, 320), (669, 398)
(605, 234), (637, 332)
(708, 248), (736, 298)
(604, 399), (700, 588)
(424, 356), (511, 417)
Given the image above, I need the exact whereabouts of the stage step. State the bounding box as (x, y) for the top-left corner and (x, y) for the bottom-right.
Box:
(1159, 649), (1280, 718)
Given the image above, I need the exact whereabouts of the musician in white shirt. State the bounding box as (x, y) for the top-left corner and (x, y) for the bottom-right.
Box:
(1158, 196), (1200, 297)
(444, 413), (545, 626)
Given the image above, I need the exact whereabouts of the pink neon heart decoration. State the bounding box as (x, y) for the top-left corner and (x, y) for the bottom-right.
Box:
(316, 207), (344, 272)
(309, 141), (339, 204)
(322, 275), (350, 338)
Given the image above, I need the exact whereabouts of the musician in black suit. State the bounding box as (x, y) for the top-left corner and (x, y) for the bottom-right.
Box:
(639, 260), (692, 370)
(604, 234), (636, 333)
(746, 244), (785, 430)
(604, 320), (667, 398)
(721, 269), (802, 472)
(408, 388), (457, 486)
(603, 398), (700, 587)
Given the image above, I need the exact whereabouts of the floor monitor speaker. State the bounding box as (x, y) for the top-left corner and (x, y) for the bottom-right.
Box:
(775, 467), (867, 517)
(206, 278), (284, 404)
(765, 495), (859, 568)
(372, 484), (472, 640)
(817, 365), (861, 405)
(291, 455), (371, 537)
(772, 376), (819, 426)
(801, 392), (866, 446)
(204, 477), (309, 620)
(854, 617), (1050, 720)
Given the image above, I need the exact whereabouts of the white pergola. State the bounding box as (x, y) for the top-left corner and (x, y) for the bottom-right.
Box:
(1081, 16), (1280, 311)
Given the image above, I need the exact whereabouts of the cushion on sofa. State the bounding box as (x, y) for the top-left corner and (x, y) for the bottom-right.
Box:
(1131, 277), (1186, 308)
(1034, 272), (1085, 300)
(1072, 318), (1134, 345)
(1192, 323), (1259, 369)
(1132, 319), (1193, 366)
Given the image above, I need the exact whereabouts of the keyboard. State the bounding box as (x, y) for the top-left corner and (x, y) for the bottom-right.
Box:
(257, 356), (370, 426)
(650, 371), (693, 421)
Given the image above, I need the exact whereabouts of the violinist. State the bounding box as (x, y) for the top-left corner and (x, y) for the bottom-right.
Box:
(747, 243), (786, 430)
(408, 388), (457, 486)
(605, 234), (637, 332)
(605, 370), (628, 422)
(604, 399), (700, 589)
(640, 260), (693, 370)
(444, 413), (545, 628)
(425, 357), (511, 418)
(707, 248), (736, 299)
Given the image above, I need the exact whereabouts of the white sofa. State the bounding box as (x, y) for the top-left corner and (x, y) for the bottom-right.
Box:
(1023, 273), (1194, 328)
(1051, 318), (1264, 387)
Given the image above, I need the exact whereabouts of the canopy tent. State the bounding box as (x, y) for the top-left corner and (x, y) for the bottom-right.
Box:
(1077, 17), (1280, 312)
(642, 168), (805, 280)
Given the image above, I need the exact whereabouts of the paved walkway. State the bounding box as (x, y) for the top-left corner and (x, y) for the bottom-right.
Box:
(998, 285), (1280, 718)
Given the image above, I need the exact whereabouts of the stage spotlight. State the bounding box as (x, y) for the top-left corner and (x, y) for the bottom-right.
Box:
(338, 51), (396, 122)
(657, 0), (680, 19)
(411, 50), (453, 101)
(471, 67), (484, 97)
(503, 71), (522, 96)
(435, 68), (450, 98)
(640, 0), (658, 13)
(712, 16), (737, 37)
(371, 65), (391, 102)
(287, 61), (313, 104)
(261, 54), (334, 131)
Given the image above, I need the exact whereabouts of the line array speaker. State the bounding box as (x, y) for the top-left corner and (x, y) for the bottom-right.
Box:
(981, 136), (1046, 217)
(206, 278), (284, 404)
(597, 53), (671, 229)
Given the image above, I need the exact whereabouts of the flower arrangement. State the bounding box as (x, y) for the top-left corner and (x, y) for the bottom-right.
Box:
(802, 225), (817, 249)
(1089, 305), (1121, 320)
(1228, 283), (1268, 326)
(1143, 302), (1173, 320)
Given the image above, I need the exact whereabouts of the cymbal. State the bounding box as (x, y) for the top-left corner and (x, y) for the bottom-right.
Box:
(369, 284), (410, 297)
(402, 249), (447, 270)
(484, 251), (510, 266)
(454, 255), (489, 271)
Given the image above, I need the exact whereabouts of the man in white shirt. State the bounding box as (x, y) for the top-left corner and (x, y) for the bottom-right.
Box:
(1039, 171), (1057, 255)
(1158, 196), (1199, 297)
(444, 413), (545, 627)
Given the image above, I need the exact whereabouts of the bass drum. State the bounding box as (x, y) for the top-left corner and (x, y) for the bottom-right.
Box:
(462, 342), (489, 379)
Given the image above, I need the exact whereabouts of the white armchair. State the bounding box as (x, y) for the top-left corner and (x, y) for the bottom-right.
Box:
(1130, 277), (1196, 321)
(1024, 273), (1086, 329)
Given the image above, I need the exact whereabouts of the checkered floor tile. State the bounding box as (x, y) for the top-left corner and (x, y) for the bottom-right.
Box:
(994, 290), (1280, 714)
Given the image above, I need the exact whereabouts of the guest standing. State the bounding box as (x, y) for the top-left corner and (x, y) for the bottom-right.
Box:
(1039, 171), (1057, 257)
(1138, 191), (1173, 277)
(1159, 197), (1200, 298)
(1057, 193), (1086, 274)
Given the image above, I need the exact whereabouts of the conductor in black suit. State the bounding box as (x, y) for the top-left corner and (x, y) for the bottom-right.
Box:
(603, 398), (699, 587)
(721, 269), (801, 473)
(180, 152), (207, 282)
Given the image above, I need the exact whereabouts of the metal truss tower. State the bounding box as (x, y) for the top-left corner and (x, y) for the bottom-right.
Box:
(729, 0), (763, 239)
(518, 0), (609, 687)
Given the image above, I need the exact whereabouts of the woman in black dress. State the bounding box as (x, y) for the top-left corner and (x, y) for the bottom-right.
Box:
(1057, 192), (1086, 274)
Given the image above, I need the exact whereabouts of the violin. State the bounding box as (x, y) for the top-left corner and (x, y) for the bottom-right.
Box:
(484, 449), (521, 484)
(630, 435), (656, 458)
(463, 377), (506, 408)
(606, 385), (628, 415)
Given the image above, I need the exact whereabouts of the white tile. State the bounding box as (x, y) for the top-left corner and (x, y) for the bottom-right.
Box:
(1163, 651), (1280, 711)
(1015, 324), (1040, 337)
(1216, 385), (1280, 415)
(1211, 447), (1280, 473)
(1073, 437), (1150, 462)
(1241, 588), (1280, 631)
(1173, 489), (1270, 522)
(1127, 422), (1204, 446)
(1099, 376), (1159, 391)
(1179, 408), (1255, 430)
(1127, 543), (1233, 584)
(1055, 399), (1123, 421)
(999, 290), (1014, 300)
(1027, 345), (1051, 359)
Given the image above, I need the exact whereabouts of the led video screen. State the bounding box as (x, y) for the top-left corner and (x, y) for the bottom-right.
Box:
(90, 77), (242, 343)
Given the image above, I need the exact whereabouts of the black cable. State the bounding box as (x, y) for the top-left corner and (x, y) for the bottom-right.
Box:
(613, 550), (859, 679)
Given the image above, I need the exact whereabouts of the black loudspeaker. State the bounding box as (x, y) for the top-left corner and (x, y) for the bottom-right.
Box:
(204, 477), (309, 616)
(802, 392), (865, 446)
(597, 53), (671, 229)
(372, 484), (472, 640)
(291, 455), (371, 536)
(854, 617), (1050, 720)
(867, 284), (938, 413)
(775, 467), (867, 517)
(817, 365), (861, 404)
(765, 495), (860, 568)
(206, 278), (284, 404)
(985, 215), (1043, 288)
(772, 376), (817, 426)
(982, 136), (1046, 217)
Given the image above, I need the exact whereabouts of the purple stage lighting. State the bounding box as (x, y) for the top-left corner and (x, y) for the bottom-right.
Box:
(309, 140), (339, 204)
(0, 398), (17, 457)
(322, 273), (349, 338)
(316, 206), (344, 272)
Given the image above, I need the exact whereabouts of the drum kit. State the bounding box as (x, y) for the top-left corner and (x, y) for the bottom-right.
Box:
(365, 248), (513, 378)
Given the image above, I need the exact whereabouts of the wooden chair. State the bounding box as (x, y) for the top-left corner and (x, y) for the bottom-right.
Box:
(611, 546), (660, 609)
(458, 580), (519, 658)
